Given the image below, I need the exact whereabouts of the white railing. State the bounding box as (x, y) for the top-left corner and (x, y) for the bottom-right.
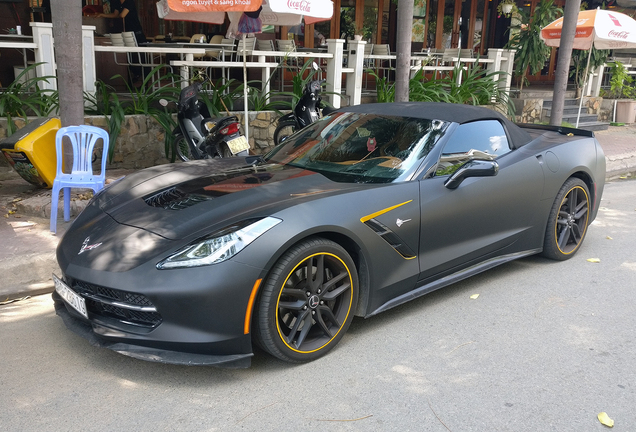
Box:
(7, 23), (516, 109)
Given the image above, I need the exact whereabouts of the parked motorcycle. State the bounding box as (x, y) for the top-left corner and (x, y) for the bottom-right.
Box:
(273, 63), (334, 146)
(169, 81), (250, 161)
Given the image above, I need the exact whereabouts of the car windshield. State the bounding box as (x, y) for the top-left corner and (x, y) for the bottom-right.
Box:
(265, 112), (448, 183)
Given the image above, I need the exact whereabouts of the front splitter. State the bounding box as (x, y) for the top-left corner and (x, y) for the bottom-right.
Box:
(53, 297), (252, 368)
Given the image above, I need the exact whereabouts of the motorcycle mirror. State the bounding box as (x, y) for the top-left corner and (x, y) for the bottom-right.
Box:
(159, 99), (168, 107)
(312, 62), (319, 71)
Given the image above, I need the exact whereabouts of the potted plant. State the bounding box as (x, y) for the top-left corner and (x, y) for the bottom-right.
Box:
(497, 0), (518, 18)
(601, 60), (636, 123)
(570, 47), (609, 99)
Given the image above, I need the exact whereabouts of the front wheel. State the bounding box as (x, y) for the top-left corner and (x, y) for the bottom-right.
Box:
(542, 178), (591, 260)
(273, 120), (297, 146)
(173, 134), (193, 162)
(254, 238), (359, 363)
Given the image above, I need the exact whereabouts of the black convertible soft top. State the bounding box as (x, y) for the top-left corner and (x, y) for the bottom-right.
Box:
(342, 102), (533, 149)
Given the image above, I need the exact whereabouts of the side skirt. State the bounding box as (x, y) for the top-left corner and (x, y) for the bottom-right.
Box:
(367, 248), (542, 317)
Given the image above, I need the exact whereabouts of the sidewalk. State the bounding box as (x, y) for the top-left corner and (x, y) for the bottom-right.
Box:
(1, 126), (635, 302)
(594, 125), (636, 180)
(0, 168), (134, 302)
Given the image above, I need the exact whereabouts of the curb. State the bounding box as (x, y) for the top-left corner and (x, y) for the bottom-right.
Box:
(605, 153), (636, 181)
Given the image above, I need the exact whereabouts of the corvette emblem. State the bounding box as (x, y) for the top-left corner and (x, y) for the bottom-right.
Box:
(396, 218), (411, 227)
(78, 237), (102, 255)
(308, 295), (320, 309)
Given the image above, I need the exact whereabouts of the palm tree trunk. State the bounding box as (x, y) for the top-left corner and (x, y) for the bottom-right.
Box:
(51, 0), (84, 170)
(395, 0), (414, 102)
(550, 0), (581, 127)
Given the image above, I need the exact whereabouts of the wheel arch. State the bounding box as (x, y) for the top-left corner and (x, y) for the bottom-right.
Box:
(540, 170), (595, 232)
(254, 230), (371, 323)
(314, 231), (371, 317)
(569, 169), (595, 208)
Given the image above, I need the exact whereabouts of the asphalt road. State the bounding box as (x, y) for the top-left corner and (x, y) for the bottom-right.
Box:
(1, 179), (635, 432)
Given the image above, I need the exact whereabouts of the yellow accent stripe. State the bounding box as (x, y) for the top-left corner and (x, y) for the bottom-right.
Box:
(244, 279), (262, 335)
(276, 253), (353, 354)
(360, 200), (413, 223)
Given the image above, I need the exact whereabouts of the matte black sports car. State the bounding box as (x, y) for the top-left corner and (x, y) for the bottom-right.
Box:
(53, 102), (606, 368)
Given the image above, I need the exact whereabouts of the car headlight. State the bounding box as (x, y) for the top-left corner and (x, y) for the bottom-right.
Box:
(156, 217), (281, 269)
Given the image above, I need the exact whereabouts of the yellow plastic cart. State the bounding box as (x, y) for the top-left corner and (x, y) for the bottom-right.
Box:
(0, 117), (61, 188)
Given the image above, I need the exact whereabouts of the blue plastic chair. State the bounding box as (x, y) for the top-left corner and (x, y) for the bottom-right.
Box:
(50, 125), (110, 233)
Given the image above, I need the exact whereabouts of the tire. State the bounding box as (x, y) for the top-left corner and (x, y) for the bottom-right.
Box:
(254, 238), (359, 363)
(542, 178), (591, 260)
(273, 120), (297, 146)
(173, 134), (192, 162)
(218, 142), (233, 158)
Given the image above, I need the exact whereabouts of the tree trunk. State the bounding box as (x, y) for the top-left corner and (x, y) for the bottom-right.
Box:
(395, 0), (414, 102)
(519, 66), (527, 93)
(550, 0), (581, 127)
(51, 0), (84, 170)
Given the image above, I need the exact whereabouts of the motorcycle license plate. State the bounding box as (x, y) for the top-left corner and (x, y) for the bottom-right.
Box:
(226, 136), (250, 155)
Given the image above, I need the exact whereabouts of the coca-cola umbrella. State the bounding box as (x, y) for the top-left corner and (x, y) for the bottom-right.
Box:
(540, 8), (636, 126)
(157, 0), (333, 142)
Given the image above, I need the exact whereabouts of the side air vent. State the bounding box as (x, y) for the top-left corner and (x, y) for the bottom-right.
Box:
(364, 218), (416, 259)
(144, 187), (213, 210)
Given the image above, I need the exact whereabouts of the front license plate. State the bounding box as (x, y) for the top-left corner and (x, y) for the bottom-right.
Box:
(226, 136), (250, 155)
(53, 274), (88, 319)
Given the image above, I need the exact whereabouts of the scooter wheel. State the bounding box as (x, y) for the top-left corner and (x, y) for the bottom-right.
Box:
(218, 143), (233, 158)
(173, 134), (192, 162)
(274, 120), (297, 146)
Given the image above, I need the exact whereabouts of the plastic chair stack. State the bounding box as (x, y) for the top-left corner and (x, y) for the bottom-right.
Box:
(237, 37), (256, 62)
(276, 39), (299, 90)
(257, 39), (282, 90)
(204, 35), (225, 60)
(363, 43), (374, 90)
(372, 44), (392, 79)
(189, 34), (208, 60)
(50, 125), (110, 234)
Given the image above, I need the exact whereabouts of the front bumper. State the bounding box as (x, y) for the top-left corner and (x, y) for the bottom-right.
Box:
(53, 295), (252, 368)
(53, 255), (265, 368)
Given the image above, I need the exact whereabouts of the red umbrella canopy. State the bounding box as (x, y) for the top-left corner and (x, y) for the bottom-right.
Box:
(157, 0), (332, 25)
(167, 0), (261, 13)
(540, 8), (636, 50)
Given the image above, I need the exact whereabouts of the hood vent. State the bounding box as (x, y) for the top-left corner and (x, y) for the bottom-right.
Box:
(144, 186), (213, 210)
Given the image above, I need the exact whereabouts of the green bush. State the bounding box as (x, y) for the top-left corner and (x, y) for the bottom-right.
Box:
(371, 62), (514, 117)
(0, 64), (58, 136)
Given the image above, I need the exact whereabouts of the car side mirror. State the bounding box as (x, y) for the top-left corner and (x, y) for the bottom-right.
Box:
(444, 160), (499, 190)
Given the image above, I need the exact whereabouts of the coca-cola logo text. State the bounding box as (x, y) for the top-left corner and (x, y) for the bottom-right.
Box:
(608, 30), (629, 40)
(287, 0), (311, 12)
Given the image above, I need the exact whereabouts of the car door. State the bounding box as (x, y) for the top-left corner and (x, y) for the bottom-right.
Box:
(417, 120), (544, 283)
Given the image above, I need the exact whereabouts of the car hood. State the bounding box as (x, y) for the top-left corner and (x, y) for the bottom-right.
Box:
(93, 158), (360, 240)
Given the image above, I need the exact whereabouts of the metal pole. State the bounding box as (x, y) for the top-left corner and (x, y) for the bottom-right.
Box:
(576, 44), (593, 128)
(243, 33), (249, 143)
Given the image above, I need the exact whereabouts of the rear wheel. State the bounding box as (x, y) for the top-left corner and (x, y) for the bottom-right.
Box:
(254, 238), (358, 363)
(542, 178), (591, 260)
(273, 120), (297, 146)
(173, 134), (192, 161)
(218, 142), (233, 158)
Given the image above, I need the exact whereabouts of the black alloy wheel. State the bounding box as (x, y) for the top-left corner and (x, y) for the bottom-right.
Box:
(542, 177), (591, 260)
(254, 238), (359, 362)
(173, 134), (193, 162)
(273, 120), (297, 146)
